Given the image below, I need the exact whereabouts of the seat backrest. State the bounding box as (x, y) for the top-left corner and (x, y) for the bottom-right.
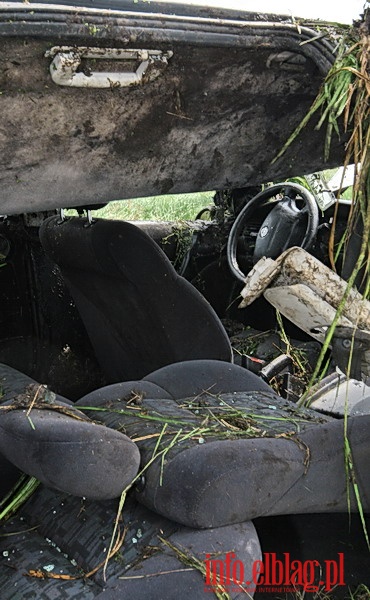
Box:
(40, 216), (231, 382)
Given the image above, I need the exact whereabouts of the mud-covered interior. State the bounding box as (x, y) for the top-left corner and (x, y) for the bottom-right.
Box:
(0, 3), (346, 214)
(1, 184), (370, 599)
(0, 4), (353, 392)
(0, 188), (360, 399)
(1, 3), (370, 599)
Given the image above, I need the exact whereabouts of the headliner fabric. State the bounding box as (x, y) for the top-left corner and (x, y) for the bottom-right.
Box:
(39, 216), (232, 383)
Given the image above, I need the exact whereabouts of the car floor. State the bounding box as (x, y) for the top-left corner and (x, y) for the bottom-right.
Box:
(254, 513), (370, 599)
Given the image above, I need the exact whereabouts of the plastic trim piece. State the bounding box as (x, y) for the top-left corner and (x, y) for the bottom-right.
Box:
(46, 46), (173, 88)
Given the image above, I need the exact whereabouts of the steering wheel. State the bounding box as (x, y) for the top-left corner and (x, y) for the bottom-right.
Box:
(227, 182), (319, 282)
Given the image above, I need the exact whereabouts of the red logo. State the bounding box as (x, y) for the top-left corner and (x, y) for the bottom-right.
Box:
(204, 552), (345, 595)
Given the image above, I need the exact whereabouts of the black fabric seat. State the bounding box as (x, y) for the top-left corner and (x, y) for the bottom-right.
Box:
(0, 363), (262, 599)
(77, 360), (370, 529)
(0, 363), (140, 500)
(39, 216), (232, 383)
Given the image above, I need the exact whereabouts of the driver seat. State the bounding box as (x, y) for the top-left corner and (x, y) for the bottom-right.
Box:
(40, 216), (232, 382)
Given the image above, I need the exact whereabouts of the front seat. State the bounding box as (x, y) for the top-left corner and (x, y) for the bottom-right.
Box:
(40, 216), (232, 382)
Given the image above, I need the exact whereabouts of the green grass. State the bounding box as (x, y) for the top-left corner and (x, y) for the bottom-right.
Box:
(83, 191), (215, 221)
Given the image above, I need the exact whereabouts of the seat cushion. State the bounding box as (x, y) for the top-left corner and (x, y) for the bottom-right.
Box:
(77, 360), (336, 528)
(0, 364), (140, 500)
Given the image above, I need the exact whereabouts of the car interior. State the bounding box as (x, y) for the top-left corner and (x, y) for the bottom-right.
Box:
(0, 1), (369, 598)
